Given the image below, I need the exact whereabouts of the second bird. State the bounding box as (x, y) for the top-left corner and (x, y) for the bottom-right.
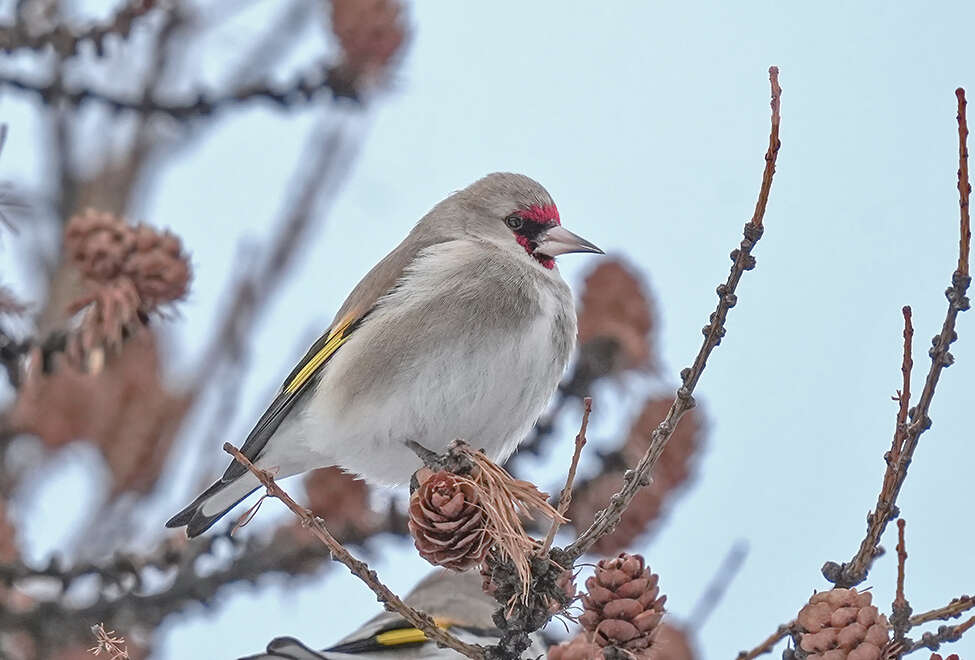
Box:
(167, 172), (603, 537)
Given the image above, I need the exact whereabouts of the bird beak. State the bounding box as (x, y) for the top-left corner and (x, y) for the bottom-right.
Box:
(535, 226), (604, 258)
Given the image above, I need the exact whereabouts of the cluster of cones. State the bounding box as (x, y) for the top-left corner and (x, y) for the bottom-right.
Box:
(7, 211), (191, 495)
(64, 208), (190, 365)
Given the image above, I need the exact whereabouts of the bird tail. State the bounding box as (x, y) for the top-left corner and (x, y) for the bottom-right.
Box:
(166, 475), (259, 538)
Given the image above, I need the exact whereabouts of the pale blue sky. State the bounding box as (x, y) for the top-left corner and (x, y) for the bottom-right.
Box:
(2, 1), (974, 658)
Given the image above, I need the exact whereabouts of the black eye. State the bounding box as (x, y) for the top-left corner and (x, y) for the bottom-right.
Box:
(505, 215), (524, 230)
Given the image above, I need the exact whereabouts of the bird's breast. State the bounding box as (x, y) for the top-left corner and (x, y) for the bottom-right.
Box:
(304, 241), (576, 484)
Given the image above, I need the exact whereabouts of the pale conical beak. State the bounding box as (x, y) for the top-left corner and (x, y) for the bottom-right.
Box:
(535, 225), (604, 258)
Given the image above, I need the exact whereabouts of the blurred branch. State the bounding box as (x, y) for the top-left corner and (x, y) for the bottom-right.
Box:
(0, 505), (407, 644)
(189, 122), (350, 396)
(223, 442), (486, 660)
(223, 0), (314, 86)
(0, 0), (163, 57)
(735, 621), (797, 660)
(0, 530), (321, 640)
(688, 540), (748, 628)
(0, 64), (360, 121)
(823, 89), (972, 588)
(565, 65), (782, 560)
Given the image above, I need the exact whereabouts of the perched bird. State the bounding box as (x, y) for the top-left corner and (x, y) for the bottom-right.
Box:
(238, 569), (546, 659)
(167, 172), (602, 537)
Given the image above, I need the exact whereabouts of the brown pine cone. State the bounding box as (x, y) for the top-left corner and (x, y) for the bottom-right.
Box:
(576, 259), (657, 374)
(304, 466), (376, 538)
(795, 589), (890, 660)
(124, 224), (191, 308)
(0, 499), (18, 562)
(580, 553), (666, 652)
(549, 634), (602, 660)
(408, 469), (490, 571)
(65, 209), (190, 312)
(330, 0), (406, 85)
(646, 623), (696, 660)
(8, 333), (189, 495)
(65, 209), (135, 282)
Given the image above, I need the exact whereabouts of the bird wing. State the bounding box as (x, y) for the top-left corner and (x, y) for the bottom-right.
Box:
(221, 311), (359, 481)
(221, 231), (443, 481)
(241, 623), (500, 659)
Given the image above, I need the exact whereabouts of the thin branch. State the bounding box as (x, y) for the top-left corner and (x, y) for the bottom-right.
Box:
(751, 66), (782, 227)
(222, 443), (484, 660)
(0, 65), (359, 121)
(0, 0), (163, 57)
(906, 615), (975, 654)
(909, 595), (975, 628)
(823, 89), (972, 588)
(957, 88), (970, 277)
(565, 66), (782, 559)
(688, 540), (748, 628)
(891, 518), (912, 642)
(735, 621), (797, 660)
(539, 397), (591, 555)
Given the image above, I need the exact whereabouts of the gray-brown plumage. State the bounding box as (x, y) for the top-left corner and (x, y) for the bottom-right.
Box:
(239, 569), (546, 659)
(167, 173), (602, 537)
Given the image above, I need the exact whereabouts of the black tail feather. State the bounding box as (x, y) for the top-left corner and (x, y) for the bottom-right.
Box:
(166, 479), (258, 538)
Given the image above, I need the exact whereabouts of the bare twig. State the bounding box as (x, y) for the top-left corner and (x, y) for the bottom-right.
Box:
(688, 540), (748, 628)
(906, 615), (975, 654)
(823, 89), (972, 588)
(222, 443), (484, 660)
(539, 397), (591, 555)
(751, 66), (782, 227)
(0, 0), (163, 57)
(909, 595), (975, 628)
(957, 88), (970, 277)
(891, 518), (912, 642)
(735, 621), (797, 660)
(565, 66), (782, 559)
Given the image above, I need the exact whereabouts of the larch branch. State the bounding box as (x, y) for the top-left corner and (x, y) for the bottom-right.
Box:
(566, 66), (782, 559)
(823, 89), (972, 588)
(539, 397), (591, 555)
(223, 443), (484, 660)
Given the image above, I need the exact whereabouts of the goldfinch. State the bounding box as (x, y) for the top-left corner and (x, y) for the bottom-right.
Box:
(238, 569), (546, 659)
(167, 173), (602, 537)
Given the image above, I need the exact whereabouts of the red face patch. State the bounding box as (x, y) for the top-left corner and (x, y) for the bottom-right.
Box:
(511, 203), (560, 269)
(519, 203), (560, 225)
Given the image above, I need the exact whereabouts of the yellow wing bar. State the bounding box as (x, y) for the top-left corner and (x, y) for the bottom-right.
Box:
(374, 618), (457, 648)
(283, 314), (356, 395)
(375, 628), (428, 646)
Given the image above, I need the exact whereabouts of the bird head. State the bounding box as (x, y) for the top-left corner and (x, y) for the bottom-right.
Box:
(426, 173), (603, 269)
